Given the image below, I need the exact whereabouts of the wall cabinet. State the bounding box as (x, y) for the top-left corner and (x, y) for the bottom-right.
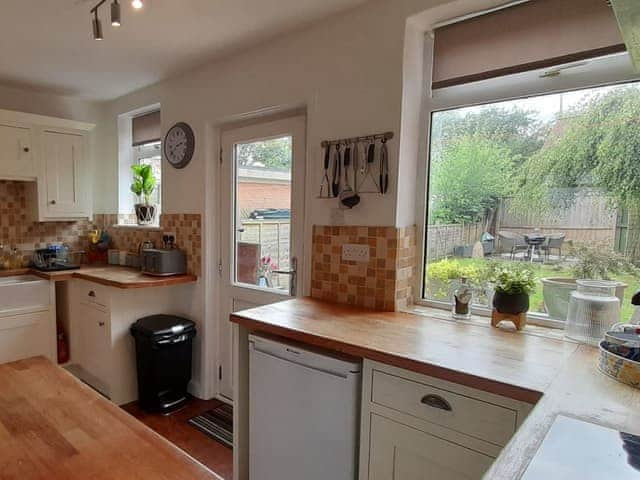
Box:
(0, 109), (94, 222)
(0, 122), (35, 180)
(359, 361), (533, 480)
(38, 129), (89, 219)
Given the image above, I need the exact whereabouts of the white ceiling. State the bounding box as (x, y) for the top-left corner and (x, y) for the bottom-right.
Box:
(0, 0), (366, 101)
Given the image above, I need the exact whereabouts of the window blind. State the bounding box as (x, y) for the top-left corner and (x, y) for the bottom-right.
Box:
(132, 110), (161, 146)
(432, 0), (625, 89)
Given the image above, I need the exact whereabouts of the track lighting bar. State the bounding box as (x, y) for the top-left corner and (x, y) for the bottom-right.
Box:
(90, 0), (143, 40)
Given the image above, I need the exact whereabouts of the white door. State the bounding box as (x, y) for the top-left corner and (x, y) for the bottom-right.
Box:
(218, 115), (306, 400)
(41, 129), (86, 217)
(0, 123), (34, 180)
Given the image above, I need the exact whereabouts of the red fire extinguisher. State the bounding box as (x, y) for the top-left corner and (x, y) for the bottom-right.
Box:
(57, 322), (69, 364)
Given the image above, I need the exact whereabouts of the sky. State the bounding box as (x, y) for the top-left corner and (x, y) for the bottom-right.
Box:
(444, 81), (640, 123)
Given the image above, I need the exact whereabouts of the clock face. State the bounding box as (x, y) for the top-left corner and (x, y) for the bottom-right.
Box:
(164, 122), (195, 169)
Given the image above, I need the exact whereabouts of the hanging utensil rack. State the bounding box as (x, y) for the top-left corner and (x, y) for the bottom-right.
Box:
(320, 131), (394, 148)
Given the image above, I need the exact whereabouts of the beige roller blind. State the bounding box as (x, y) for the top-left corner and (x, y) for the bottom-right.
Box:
(432, 0), (625, 89)
(132, 111), (161, 146)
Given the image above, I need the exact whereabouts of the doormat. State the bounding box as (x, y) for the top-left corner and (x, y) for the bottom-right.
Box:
(188, 403), (233, 449)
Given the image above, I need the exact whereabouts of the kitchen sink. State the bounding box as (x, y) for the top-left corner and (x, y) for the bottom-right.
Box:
(0, 275), (43, 285)
(0, 275), (50, 313)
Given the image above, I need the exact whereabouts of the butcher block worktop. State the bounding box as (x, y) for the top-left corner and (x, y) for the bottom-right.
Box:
(0, 266), (197, 289)
(0, 356), (218, 480)
(231, 297), (640, 479)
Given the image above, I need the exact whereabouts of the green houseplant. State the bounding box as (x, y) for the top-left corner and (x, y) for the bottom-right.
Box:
(130, 164), (157, 225)
(490, 263), (536, 314)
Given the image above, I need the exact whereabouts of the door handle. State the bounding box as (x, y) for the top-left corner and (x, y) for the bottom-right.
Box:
(421, 394), (452, 412)
(272, 256), (297, 296)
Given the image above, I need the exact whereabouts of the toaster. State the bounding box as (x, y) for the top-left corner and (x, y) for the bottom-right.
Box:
(141, 248), (187, 276)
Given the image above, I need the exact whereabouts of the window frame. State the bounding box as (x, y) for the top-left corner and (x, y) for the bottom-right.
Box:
(134, 140), (162, 217)
(414, 48), (640, 329)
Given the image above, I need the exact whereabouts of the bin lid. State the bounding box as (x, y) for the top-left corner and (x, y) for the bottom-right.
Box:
(131, 314), (196, 338)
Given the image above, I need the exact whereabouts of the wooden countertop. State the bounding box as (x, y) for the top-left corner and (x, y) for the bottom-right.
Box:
(230, 297), (640, 479)
(0, 356), (219, 480)
(0, 266), (197, 289)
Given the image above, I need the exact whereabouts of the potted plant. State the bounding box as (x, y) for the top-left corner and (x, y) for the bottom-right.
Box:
(130, 164), (157, 225)
(541, 244), (632, 320)
(490, 263), (536, 315)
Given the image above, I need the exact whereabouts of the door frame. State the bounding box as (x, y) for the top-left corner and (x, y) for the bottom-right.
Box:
(215, 114), (307, 401)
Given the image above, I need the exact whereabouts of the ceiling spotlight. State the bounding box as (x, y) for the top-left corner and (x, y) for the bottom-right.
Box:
(111, 0), (121, 26)
(92, 10), (103, 40)
(131, 0), (143, 9)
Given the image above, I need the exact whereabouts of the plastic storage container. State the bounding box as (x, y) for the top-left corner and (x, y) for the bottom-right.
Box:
(130, 315), (196, 413)
(565, 280), (620, 346)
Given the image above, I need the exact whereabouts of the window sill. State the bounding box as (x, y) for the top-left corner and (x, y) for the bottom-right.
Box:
(111, 224), (162, 231)
(404, 302), (569, 341)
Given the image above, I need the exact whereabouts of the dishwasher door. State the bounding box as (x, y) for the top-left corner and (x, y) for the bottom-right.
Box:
(249, 334), (361, 480)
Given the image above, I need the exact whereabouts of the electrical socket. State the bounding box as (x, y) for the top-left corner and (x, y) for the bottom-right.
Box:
(162, 232), (176, 246)
(342, 244), (370, 262)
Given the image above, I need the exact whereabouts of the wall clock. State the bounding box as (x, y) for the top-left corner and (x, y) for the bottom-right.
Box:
(164, 122), (195, 169)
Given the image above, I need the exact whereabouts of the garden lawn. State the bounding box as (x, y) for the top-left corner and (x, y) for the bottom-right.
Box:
(425, 257), (639, 321)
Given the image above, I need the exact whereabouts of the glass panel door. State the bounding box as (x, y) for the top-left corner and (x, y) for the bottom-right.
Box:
(233, 136), (293, 293)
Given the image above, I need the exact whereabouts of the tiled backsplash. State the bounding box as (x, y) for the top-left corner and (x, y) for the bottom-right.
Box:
(93, 214), (202, 275)
(0, 181), (202, 275)
(0, 180), (95, 260)
(311, 225), (416, 311)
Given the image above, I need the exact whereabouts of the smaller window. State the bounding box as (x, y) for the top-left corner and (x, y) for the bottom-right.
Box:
(135, 141), (162, 215)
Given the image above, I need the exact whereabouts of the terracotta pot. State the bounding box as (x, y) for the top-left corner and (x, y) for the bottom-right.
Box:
(135, 203), (157, 225)
(493, 290), (529, 315)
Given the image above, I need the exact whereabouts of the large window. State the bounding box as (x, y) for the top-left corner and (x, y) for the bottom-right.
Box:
(423, 81), (640, 324)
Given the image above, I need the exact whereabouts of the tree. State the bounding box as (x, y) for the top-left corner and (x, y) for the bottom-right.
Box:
(512, 86), (640, 214)
(236, 137), (292, 169)
(431, 106), (548, 165)
(429, 135), (514, 224)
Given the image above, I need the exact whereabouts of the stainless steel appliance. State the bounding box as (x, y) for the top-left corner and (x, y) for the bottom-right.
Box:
(141, 248), (186, 276)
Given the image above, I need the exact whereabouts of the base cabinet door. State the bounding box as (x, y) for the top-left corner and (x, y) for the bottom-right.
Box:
(368, 414), (494, 480)
(77, 303), (110, 392)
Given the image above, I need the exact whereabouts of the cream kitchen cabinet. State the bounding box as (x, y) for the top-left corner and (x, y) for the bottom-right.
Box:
(38, 128), (89, 219)
(0, 122), (35, 180)
(368, 414), (494, 480)
(359, 361), (532, 480)
(67, 279), (196, 405)
(0, 108), (94, 221)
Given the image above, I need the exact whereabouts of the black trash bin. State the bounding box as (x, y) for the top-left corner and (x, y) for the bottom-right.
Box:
(130, 315), (196, 413)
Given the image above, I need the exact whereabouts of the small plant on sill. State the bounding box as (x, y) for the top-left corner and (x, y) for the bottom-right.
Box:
(131, 164), (157, 225)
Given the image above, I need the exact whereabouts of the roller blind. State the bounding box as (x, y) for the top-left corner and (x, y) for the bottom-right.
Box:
(432, 0), (625, 89)
(132, 110), (161, 146)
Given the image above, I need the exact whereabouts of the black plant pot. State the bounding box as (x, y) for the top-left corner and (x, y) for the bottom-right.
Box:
(493, 291), (529, 315)
(135, 203), (157, 225)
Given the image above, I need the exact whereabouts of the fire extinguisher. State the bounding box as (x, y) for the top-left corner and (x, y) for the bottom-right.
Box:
(57, 321), (69, 364)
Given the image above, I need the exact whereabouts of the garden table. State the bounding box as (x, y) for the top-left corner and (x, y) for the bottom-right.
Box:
(524, 234), (546, 263)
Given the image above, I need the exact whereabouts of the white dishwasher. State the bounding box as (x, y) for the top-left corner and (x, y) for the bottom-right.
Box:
(249, 334), (361, 480)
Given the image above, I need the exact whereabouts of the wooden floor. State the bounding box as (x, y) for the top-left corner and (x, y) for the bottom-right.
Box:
(122, 397), (233, 480)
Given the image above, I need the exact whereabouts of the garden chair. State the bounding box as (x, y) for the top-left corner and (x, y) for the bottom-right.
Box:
(498, 231), (528, 260)
(542, 233), (565, 261)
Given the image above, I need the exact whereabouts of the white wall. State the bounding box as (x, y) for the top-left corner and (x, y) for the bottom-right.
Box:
(92, 0), (526, 399)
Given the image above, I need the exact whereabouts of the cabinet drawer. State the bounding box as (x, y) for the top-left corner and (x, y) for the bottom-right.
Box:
(371, 370), (517, 446)
(78, 283), (109, 309)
